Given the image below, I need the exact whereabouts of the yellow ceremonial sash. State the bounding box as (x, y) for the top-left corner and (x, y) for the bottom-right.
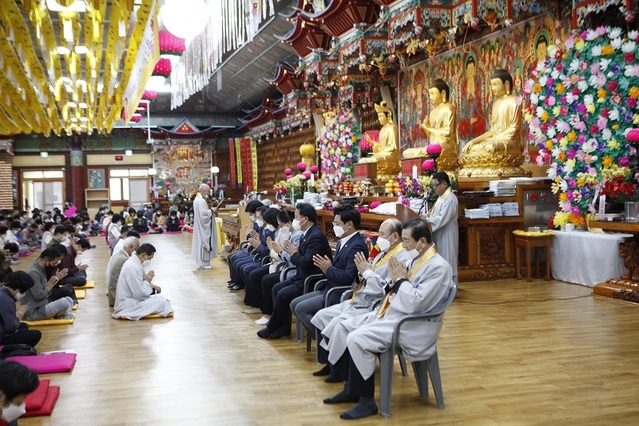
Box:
(427, 187), (452, 218)
(350, 243), (403, 304)
(377, 245), (438, 318)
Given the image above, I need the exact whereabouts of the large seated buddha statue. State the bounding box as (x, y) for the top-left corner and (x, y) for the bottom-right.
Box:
(402, 79), (458, 170)
(358, 101), (401, 179)
(459, 69), (525, 178)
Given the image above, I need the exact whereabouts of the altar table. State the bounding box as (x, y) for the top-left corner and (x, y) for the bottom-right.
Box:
(550, 230), (633, 287)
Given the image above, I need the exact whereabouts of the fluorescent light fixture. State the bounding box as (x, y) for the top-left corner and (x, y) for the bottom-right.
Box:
(40, 151), (49, 158)
(67, 102), (77, 108)
(56, 46), (71, 55)
(75, 45), (89, 54)
(125, 149), (133, 156)
(46, 0), (86, 12)
(79, 102), (87, 108)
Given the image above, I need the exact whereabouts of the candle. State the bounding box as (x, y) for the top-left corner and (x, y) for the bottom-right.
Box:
(412, 165), (418, 179)
(310, 173), (315, 187)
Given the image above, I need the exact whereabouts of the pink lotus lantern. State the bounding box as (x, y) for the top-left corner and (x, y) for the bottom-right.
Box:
(206, 181), (211, 186)
(422, 158), (435, 174)
(130, 114), (142, 123)
(286, 175), (293, 180)
(310, 165), (319, 173)
(165, 182), (171, 188)
(159, 29), (186, 57)
(152, 58), (172, 78)
(284, 168), (293, 176)
(297, 162), (307, 172)
(302, 171), (312, 179)
(426, 143), (442, 156)
(141, 90), (157, 101)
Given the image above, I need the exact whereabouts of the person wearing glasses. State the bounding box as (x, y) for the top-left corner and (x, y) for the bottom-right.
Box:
(425, 171), (458, 283)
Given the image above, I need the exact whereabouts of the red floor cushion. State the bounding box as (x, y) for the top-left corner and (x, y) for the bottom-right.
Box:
(25, 379), (50, 411)
(22, 385), (60, 417)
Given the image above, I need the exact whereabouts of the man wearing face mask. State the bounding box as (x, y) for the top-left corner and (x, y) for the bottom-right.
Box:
(226, 200), (263, 284)
(228, 206), (275, 292)
(191, 184), (218, 270)
(257, 203), (332, 339)
(0, 272), (42, 348)
(290, 205), (369, 353)
(0, 361), (39, 426)
(57, 238), (91, 287)
(324, 218), (454, 420)
(311, 218), (408, 380)
(106, 236), (140, 307)
(425, 171), (459, 284)
(21, 249), (74, 321)
(112, 243), (173, 320)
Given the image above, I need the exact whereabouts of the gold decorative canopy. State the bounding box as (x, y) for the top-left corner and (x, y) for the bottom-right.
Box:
(0, 0), (156, 136)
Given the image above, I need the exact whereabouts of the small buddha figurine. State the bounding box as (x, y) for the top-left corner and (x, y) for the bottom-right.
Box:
(459, 69), (525, 178)
(403, 79), (458, 170)
(359, 101), (401, 178)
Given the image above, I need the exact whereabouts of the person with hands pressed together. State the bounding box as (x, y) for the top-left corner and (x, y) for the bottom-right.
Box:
(112, 243), (173, 320)
(312, 218), (408, 380)
(0, 272), (42, 348)
(323, 218), (454, 420)
(226, 200), (263, 287)
(21, 249), (75, 321)
(57, 238), (91, 287)
(257, 203), (332, 339)
(291, 205), (368, 361)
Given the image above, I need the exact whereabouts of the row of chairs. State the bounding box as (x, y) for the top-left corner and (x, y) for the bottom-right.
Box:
(235, 240), (457, 417)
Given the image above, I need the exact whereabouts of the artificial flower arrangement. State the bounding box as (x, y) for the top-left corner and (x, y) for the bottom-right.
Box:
(524, 26), (639, 227)
(318, 110), (362, 184)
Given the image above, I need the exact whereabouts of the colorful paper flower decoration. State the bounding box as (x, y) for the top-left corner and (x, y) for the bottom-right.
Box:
(318, 110), (362, 184)
(525, 26), (639, 226)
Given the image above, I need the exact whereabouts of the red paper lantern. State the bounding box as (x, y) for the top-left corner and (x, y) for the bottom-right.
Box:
(142, 90), (157, 100)
(159, 29), (186, 57)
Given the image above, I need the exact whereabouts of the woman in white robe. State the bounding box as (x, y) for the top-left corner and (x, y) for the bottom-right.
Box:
(191, 184), (218, 269)
(112, 243), (173, 320)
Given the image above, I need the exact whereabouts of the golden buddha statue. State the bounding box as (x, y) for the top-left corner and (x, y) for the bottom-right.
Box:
(359, 101), (401, 179)
(459, 69), (525, 178)
(403, 79), (458, 170)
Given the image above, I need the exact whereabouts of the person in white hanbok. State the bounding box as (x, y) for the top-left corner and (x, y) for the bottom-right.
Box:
(112, 243), (173, 320)
(425, 171), (459, 283)
(324, 218), (454, 420)
(191, 184), (218, 269)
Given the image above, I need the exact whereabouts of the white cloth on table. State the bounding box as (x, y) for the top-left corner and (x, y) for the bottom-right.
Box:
(550, 230), (632, 287)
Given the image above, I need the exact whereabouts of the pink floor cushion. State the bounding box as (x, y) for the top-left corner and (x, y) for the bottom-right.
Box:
(186, 228), (194, 233)
(22, 385), (60, 417)
(99, 232), (106, 237)
(25, 379), (50, 411)
(19, 252), (31, 257)
(8, 352), (77, 374)
(165, 231), (182, 234)
(139, 232), (150, 236)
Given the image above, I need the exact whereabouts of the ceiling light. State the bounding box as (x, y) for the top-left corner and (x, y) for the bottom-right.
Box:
(40, 151), (49, 158)
(161, 0), (208, 42)
(46, 0), (86, 13)
(67, 102), (77, 108)
(79, 102), (87, 108)
(74, 45), (89, 54)
(125, 149), (133, 156)
(56, 46), (71, 55)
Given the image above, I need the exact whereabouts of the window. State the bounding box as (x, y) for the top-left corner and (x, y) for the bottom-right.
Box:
(109, 169), (148, 202)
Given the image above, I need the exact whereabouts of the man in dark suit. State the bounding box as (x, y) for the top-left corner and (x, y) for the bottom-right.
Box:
(291, 205), (369, 368)
(257, 203), (332, 339)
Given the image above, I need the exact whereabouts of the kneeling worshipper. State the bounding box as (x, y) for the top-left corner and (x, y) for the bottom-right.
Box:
(112, 243), (173, 320)
(106, 236), (140, 307)
(324, 218), (454, 419)
(311, 218), (407, 381)
(0, 272), (42, 348)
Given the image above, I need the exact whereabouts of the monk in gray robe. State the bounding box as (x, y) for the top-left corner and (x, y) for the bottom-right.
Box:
(324, 218), (454, 420)
(425, 171), (458, 283)
(191, 184), (218, 269)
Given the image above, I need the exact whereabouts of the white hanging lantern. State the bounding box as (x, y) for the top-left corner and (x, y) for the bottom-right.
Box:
(160, 0), (208, 42)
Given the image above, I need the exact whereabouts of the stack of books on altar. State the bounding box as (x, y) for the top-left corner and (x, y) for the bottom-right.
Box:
(501, 202), (520, 216)
(464, 207), (490, 219)
(489, 180), (517, 196)
(479, 203), (503, 217)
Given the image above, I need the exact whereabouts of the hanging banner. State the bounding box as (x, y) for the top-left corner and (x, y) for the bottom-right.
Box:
(250, 138), (258, 192)
(235, 138), (243, 184)
(122, 0), (160, 123)
(228, 138), (237, 185)
(240, 137), (253, 192)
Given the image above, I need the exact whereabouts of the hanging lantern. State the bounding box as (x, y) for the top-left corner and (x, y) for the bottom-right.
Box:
(160, 0), (208, 42)
(141, 90), (158, 101)
(152, 58), (172, 78)
(130, 113), (142, 123)
(159, 29), (186, 57)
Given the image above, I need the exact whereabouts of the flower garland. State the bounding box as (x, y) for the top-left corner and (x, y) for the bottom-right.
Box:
(524, 26), (639, 226)
(318, 110), (362, 184)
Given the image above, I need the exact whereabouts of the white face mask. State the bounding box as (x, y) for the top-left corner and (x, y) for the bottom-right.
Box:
(15, 292), (25, 300)
(249, 215), (256, 222)
(255, 219), (264, 228)
(292, 219), (301, 231)
(333, 224), (345, 238)
(405, 240), (424, 261)
(376, 236), (391, 252)
(1, 400), (26, 422)
(142, 260), (151, 267)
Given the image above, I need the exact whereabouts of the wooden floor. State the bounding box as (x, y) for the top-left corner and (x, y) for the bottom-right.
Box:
(14, 232), (639, 425)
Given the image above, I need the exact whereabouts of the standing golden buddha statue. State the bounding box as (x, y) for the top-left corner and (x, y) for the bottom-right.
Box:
(358, 101), (401, 180)
(459, 69), (525, 178)
(402, 79), (458, 170)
